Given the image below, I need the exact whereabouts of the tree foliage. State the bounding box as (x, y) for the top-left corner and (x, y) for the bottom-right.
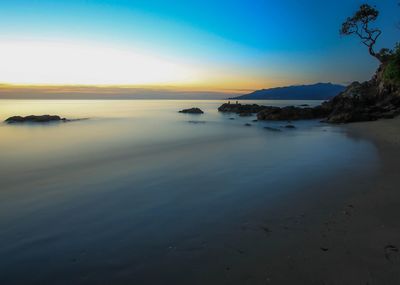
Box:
(340, 4), (382, 61)
(383, 43), (400, 85)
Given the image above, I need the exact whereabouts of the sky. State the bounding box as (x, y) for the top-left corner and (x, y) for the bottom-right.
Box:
(0, 0), (398, 98)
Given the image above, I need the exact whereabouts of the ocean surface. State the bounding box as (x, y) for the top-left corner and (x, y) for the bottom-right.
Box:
(0, 100), (379, 284)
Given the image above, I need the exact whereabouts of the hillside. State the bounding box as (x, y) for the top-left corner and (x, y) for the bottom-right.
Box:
(232, 83), (345, 100)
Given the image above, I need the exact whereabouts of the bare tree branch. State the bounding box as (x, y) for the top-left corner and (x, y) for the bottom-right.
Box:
(340, 4), (383, 61)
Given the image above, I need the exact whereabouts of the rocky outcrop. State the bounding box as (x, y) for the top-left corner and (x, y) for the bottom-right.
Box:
(5, 115), (66, 123)
(218, 102), (330, 121)
(323, 79), (400, 123)
(322, 55), (400, 123)
(218, 103), (266, 116)
(257, 105), (330, 121)
(179, 108), (204, 114)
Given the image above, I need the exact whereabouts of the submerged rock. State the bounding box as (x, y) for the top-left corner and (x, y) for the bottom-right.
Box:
(179, 108), (204, 114)
(264, 126), (282, 132)
(244, 123), (252, 126)
(5, 115), (66, 123)
(284, 125), (296, 129)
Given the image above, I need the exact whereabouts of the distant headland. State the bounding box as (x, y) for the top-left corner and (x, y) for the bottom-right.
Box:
(230, 83), (345, 101)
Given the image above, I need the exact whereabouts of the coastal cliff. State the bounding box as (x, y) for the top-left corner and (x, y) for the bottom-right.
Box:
(322, 53), (400, 123)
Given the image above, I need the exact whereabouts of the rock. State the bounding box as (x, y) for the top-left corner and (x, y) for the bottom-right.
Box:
(264, 126), (282, 132)
(284, 125), (296, 129)
(179, 108), (204, 114)
(257, 105), (330, 121)
(5, 115), (66, 123)
(252, 119), (258, 122)
(244, 123), (252, 126)
(218, 103), (266, 116)
(322, 60), (400, 123)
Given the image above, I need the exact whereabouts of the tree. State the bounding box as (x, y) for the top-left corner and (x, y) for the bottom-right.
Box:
(340, 4), (382, 62)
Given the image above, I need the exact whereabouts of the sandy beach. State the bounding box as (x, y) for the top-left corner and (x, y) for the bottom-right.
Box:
(253, 118), (400, 284)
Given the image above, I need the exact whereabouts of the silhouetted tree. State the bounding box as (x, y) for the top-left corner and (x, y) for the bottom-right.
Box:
(340, 4), (383, 62)
(398, 1), (400, 30)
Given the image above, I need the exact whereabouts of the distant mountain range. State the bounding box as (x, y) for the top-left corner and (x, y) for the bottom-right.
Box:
(231, 83), (346, 100)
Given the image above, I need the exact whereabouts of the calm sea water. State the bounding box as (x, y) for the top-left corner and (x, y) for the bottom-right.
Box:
(0, 100), (378, 284)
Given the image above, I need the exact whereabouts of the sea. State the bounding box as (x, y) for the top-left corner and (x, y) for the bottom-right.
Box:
(0, 99), (379, 284)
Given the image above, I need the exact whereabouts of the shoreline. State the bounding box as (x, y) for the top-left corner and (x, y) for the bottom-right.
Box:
(262, 118), (400, 284)
(192, 118), (400, 285)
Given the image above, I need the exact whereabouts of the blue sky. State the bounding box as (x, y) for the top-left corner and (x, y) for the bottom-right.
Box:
(0, 0), (398, 90)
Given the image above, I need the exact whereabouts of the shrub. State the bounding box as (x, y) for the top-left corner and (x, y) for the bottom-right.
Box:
(383, 43), (400, 85)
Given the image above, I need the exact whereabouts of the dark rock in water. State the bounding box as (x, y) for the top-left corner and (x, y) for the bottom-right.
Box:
(252, 119), (258, 122)
(264, 126), (282, 132)
(257, 105), (330, 121)
(299, 104), (310, 107)
(229, 118), (235, 120)
(179, 108), (204, 114)
(244, 123), (252, 126)
(188, 120), (206, 124)
(284, 125), (296, 129)
(5, 115), (66, 123)
(218, 103), (266, 116)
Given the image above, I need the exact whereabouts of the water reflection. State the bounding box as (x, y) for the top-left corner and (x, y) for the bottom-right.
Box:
(0, 100), (378, 284)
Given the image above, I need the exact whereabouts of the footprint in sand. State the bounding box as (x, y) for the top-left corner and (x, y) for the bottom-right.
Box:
(384, 245), (400, 264)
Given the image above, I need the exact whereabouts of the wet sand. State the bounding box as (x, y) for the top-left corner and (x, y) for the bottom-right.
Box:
(185, 118), (400, 285)
(97, 119), (400, 285)
(250, 118), (400, 284)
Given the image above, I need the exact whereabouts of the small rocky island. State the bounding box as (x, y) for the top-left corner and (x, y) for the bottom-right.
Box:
(179, 108), (204, 114)
(5, 115), (67, 124)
